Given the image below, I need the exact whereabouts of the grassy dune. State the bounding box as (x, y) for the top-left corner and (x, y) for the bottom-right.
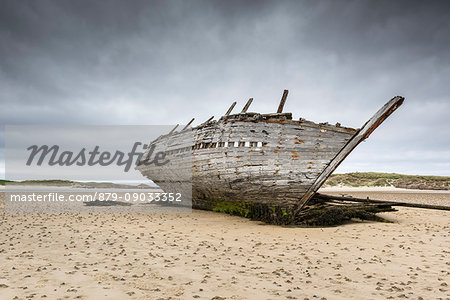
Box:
(325, 172), (450, 190)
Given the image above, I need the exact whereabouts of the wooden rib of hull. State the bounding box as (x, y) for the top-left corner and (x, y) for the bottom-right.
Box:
(296, 96), (404, 210)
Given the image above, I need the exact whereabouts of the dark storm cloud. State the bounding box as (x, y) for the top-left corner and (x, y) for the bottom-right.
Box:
(0, 0), (449, 176)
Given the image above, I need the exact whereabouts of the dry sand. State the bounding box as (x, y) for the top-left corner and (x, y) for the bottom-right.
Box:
(0, 188), (449, 300)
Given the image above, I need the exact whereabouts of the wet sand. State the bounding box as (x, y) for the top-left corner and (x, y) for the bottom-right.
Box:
(0, 189), (449, 299)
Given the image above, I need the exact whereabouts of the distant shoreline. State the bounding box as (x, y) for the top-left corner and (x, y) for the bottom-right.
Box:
(2, 172), (450, 191)
(2, 185), (450, 194)
(324, 172), (450, 191)
(0, 179), (158, 189)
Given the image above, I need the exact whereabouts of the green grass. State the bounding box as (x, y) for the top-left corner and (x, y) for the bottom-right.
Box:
(325, 172), (450, 190)
(0, 180), (13, 186)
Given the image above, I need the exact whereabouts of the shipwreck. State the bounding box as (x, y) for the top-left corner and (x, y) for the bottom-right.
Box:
(137, 91), (405, 225)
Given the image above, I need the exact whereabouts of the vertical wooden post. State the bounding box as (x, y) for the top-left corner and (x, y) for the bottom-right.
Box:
(225, 102), (237, 116)
(277, 90), (289, 113)
(241, 98), (253, 113)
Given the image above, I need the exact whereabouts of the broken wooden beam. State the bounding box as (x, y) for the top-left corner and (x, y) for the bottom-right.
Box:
(199, 116), (214, 127)
(314, 193), (450, 211)
(168, 124), (179, 135)
(277, 90), (289, 113)
(181, 118), (195, 131)
(241, 98), (253, 113)
(225, 102), (237, 116)
(295, 96), (405, 211)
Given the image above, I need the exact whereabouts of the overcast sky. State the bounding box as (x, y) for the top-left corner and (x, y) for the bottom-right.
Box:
(1, 0), (449, 178)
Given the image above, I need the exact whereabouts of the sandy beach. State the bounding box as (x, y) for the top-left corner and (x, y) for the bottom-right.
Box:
(0, 188), (449, 300)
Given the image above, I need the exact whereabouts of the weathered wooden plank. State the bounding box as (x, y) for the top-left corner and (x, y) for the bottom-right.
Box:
(241, 98), (253, 113)
(199, 116), (214, 127)
(315, 193), (450, 211)
(181, 118), (195, 131)
(295, 96), (405, 211)
(277, 90), (289, 113)
(168, 124), (179, 135)
(225, 102), (237, 116)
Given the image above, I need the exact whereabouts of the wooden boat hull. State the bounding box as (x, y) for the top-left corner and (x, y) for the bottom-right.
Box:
(136, 95), (404, 211)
